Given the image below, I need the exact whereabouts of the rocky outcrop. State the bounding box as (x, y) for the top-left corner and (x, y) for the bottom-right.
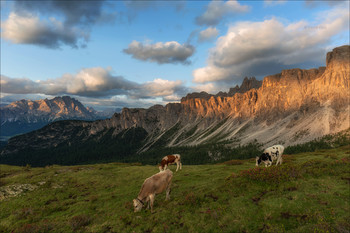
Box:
(181, 76), (262, 101)
(227, 77), (262, 96)
(1, 46), (349, 157)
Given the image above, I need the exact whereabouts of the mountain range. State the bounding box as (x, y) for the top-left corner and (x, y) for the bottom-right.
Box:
(1, 45), (349, 166)
(0, 96), (112, 139)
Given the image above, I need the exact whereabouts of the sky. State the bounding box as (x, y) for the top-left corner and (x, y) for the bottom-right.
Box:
(1, 0), (349, 111)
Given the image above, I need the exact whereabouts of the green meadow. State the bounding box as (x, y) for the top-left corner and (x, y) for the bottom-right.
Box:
(1, 146), (349, 233)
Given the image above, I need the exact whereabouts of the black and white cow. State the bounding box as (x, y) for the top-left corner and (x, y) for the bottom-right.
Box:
(256, 153), (273, 167)
(256, 144), (285, 167)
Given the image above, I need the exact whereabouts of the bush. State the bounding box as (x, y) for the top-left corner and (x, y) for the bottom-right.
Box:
(239, 164), (301, 184)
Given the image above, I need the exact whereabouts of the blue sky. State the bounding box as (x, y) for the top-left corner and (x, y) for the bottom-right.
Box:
(1, 0), (349, 110)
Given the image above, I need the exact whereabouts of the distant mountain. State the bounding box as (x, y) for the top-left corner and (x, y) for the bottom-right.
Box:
(1, 45), (349, 166)
(0, 96), (109, 138)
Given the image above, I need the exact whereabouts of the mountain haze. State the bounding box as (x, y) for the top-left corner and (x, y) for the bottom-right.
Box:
(0, 96), (106, 138)
(1, 45), (349, 165)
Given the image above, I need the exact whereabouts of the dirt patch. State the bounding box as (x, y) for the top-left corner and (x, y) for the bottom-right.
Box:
(341, 177), (350, 184)
(284, 186), (298, 191)
(281, 212), (308, 220)
(252, 191), (268, 205)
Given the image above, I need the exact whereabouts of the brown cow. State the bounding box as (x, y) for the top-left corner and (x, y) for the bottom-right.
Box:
(133, 169), (173, 213)
(158, 154), (182, 172)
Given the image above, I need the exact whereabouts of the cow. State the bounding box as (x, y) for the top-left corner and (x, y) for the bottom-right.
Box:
(256, 153), (273, 167)
(158, 154), (182, 172)
(133, 169), (173, 213)
(256, 145), (284, 167)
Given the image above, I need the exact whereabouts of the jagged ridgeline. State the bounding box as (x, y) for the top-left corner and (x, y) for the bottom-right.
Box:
(0, 96), (113, 139)
(1, 45), (349, 166)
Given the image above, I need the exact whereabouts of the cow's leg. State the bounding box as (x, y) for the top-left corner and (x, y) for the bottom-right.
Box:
(276, 156), (282, 165)
(149, 194), (155, 213)
(165, 183), (171, 201)
(275, 152), (279, 165)
(164, 164), (168, 170)
(176, 162), (179, 172)
(180, 161), (182, 170)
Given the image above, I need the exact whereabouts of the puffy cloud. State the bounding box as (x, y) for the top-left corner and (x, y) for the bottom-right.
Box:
(195, 0), (250, 26)
(1, 75), (43, 94)
(1, 13), (87, 49)
(198, 27), (219, 43)
(193, 6), (349, 83)
(123, 41), (195, 65)
(1, 68), (136, 97)
(1, 0), (113, 48)
(132, 79), (190, 100)
(12, 0), (107, 26)
(1, 68), (189, 103)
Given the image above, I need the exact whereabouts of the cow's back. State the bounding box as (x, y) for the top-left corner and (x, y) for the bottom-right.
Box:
(140, 170), (173, 195)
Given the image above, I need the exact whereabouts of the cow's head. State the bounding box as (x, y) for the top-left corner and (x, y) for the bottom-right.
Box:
(133, 199), (143, 212)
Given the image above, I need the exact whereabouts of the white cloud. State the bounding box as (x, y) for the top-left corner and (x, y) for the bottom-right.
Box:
(198, 27), (219, 42)
(1, 68), (189, 103)
(123, 40), (195, 65)
(195, 0), (250, 26)
(124, 78), (188, 100)
(193, 6), (349, 83)
(1, 0), (113, 49)
(1, 13), (87, 49)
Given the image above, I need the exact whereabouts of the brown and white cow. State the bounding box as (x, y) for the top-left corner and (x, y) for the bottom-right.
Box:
(158, 154), (182, 172)
(133, 169), (173, 213)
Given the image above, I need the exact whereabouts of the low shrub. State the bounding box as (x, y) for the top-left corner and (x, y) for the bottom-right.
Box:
(238, 164), (301, 184)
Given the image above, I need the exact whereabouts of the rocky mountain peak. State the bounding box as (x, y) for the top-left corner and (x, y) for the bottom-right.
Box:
(181, 77), (262, 102)
(0, 96), (107, 138)
(326, 45), (350, 69)
(228, 77), (262, 96)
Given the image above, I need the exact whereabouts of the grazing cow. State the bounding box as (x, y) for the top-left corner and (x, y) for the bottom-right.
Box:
(159, 154), (182, 172)
(133, 169), (173, 213)
(256, 153), (273, 167)
(257, 144), (285, 166)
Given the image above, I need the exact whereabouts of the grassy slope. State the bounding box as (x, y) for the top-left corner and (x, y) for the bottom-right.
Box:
(0, 146), (349, 233)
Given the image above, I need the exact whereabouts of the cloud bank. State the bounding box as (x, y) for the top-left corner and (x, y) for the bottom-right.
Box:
(1, 0), (113, 48)
(1, 13), (88, 49)
(1, 67), (189, 102)
(123, 41), (195, 65)
(193, 6), (349, 83)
